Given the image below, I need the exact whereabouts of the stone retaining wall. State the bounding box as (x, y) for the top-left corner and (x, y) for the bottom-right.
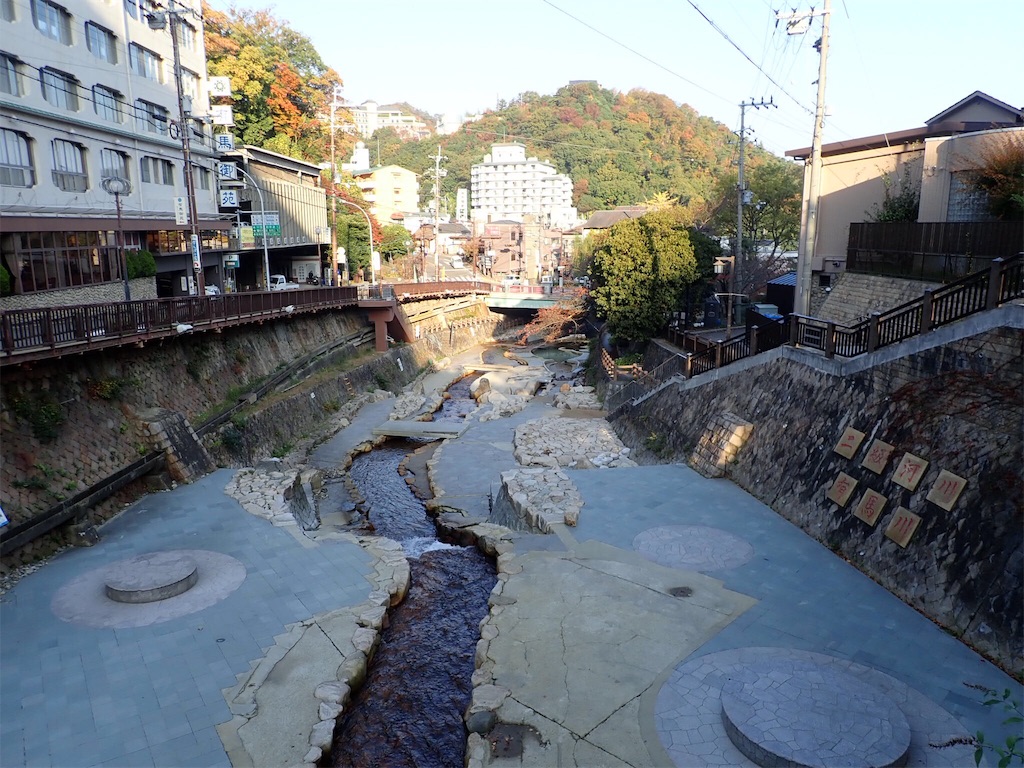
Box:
(610, 309), (1023, 675)
(1, 301), (515, 564)
(816, 272), (942, 326)
(0, 277), (157, 311)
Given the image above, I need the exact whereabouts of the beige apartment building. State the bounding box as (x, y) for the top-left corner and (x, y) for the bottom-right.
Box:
(787, 91), (1022, 290)
(351, 164), (420, 225)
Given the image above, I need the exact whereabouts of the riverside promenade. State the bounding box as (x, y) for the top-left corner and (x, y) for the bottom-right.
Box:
(1, 346), (1020, 767)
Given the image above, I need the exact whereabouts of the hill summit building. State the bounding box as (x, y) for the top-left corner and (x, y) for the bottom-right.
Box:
(470, 143), (578, 229)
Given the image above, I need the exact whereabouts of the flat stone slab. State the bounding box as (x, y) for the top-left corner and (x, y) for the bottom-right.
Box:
(104, 552), (199, 603)
(371, 420), (467, 439)
(633, 525), (754, 572)
(720, 658), (911, 768)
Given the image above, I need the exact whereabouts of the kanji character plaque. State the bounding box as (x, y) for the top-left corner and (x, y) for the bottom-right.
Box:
(861, 439), (895, 474)
(926, 470), (967, 511)
(853, 489), (887, 526)
(834, 427), (866, 459)
(893, 452), (929, 491)
(826, 472), (857, 506)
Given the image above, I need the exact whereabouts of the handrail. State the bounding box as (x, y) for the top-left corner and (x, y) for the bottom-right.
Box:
(638, 254), (1024, 394)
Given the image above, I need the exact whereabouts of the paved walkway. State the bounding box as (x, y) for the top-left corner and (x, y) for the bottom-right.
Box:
(1, 346), (1020, 767)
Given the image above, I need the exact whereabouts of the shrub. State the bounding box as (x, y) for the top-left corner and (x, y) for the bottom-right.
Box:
(0, 263), (11, 295)
(125, 249), (157, 279)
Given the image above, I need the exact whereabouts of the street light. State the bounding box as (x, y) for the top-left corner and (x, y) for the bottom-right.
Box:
(101, 176), (132, 302)
(315, 225), (323, 283)
(337, 198), (373, 284)
(235, 165), (270, 291)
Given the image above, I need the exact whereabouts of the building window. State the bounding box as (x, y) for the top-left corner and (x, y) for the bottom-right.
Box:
(51, 139), (87, 192)
(176, 20), (196, 51)
(9, 231), (119, 293)
(123, 0), (137, 18)
(135, 99), (168, 134)
(140, 156), (173, 185)
(100, 148), (129, 181)
(0, 128), (33, 187)
(180, 68), (199, 100)
(1, 0), (14, 21)
(85, 22), (117, 64)
(193, 166), (210, 190)
(92, 85), (123, 122)
(129, 43), (161, 82)
(947, 171), (995, 222)
(40, 67), (79, 110)
(31, 0), (71, 44)
(0, 53), (20, 96)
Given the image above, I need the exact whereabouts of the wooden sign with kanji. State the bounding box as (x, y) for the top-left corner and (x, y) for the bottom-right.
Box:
(885, 507), (922, 548)
(925, 470), (968, 511)
(826, 472), (858, 506)
(861, 439), (895, 475)
(893, 452), (929, 491)
(834, 427), (866, 459)
(853, 489), (887, 527)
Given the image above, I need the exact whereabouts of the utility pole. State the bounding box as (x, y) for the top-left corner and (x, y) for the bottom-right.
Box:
(787, 0), (831, 315)
(164, 0), (204, 296)
(329, 85), (342, 285)
(430, 145), (446, 281)
(729, 97), (775, 336)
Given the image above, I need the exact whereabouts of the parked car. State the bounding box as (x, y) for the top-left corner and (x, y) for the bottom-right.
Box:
(501, 274), (523, 287)
(269, 274), (300, 291)
(204, 284), (221, 296)
(449, 256), (464, 269)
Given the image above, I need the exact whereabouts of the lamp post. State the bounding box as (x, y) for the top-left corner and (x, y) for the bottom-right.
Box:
(235, 165), (270, 291)
(101, 176), (132, 301)
(315, 225), (324, 283)
(337, 198), (373, 284)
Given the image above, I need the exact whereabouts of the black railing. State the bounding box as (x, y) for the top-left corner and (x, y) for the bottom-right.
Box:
(847, 221), (1023, 282)
(623, 255), (1023, 405)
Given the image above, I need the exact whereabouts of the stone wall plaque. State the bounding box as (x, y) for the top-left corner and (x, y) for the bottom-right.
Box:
(925, 470), (967, 511)
(861, 439), (895, 475)
(826, 472), (857, 507)
(893, 452), (929, 491)
(853, 489), (887, 527)
(834, 427), (866, 459)
(885, 507), (922, 548)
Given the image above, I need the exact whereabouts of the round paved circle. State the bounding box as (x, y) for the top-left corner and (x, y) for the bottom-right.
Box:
(104, 551), (199, 603)
(52, 549), (246, 628)
(720, 659), (911, 767)
(633, 525), (754, 572)
(654, 647), (976, 767)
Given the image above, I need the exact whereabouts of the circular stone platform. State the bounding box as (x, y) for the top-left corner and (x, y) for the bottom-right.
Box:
(103, 552), (199, 603)
(633, 525), (754, 572)
(720, 659), (911, 767)
(52, 549), (246, 629)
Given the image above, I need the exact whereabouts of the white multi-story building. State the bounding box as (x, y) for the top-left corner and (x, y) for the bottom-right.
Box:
(0, 0), (227, 307)
(346, 101), (431, 140)
(470, 143), (578, 229)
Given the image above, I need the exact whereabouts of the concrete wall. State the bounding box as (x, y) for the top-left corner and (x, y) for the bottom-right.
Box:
(611, 304), (1024, 675)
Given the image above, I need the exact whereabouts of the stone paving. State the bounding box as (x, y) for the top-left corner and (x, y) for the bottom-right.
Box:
(1, 343), (1020, 768)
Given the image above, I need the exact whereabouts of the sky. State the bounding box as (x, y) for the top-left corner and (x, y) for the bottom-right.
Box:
(206, 0), (1023, 159)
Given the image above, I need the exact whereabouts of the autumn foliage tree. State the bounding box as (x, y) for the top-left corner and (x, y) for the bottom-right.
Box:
(201, 3), (345, 162)
(518, 289), (589, 344)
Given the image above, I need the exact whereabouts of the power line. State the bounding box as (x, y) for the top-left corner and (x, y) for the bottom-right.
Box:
(539, 0), (735, 109)
(683, 0), (813, 115)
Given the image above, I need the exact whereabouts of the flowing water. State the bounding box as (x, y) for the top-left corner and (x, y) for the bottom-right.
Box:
(329, 376), (496, 768)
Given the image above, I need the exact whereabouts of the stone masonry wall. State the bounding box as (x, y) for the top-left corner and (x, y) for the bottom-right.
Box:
(611, 317), (1023, 675)
(0, 277), (157, 311)
(816, 272), (943, 326)
(1, 302), (513, 549)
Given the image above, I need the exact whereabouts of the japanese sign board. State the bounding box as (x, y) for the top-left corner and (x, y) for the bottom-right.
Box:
(826, 472), (857, 507)
(885, 507), (922, 548)
(239, 225), (255, 249)
(173, 196), (188, 225)
(215, 133), (235, 152)
(190, 234), (201, 272)
(211, 105), (234, 126)
(219, 189), (238, 209)
(208, 76), (232, 98)
(893, 452), (929, 491)
(834, 427), (865, 459)
(853, 489), (887, 527)
(861, 439), (895, 475)
(217, 162), (238, 181)
(251, 213), (281, 237)
(925, 470), (967, 511)
(223, 254), (239, 268)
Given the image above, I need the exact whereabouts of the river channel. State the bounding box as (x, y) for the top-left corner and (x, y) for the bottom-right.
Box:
(329, 375), (496, 768)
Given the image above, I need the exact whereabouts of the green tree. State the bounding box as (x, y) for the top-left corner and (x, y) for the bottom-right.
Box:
(378, 224), (412, 260)
(590, 209), (699, 346)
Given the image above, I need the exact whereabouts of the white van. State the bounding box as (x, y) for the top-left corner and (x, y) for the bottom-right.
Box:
(501, 274), (522, 287)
